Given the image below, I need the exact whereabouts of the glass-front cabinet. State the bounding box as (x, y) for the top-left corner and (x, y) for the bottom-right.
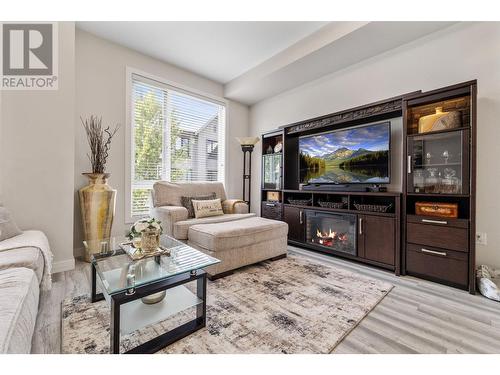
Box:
(407, 129), (469, 194)
(263, 153), (282, 189)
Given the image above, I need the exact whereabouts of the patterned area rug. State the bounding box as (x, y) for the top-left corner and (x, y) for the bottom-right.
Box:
(62, 254), (392, 354)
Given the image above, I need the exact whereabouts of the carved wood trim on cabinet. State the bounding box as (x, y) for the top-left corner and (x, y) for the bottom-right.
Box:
(286, 99), (403, 135)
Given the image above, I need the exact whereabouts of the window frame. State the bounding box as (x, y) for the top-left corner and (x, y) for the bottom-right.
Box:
(125, 67), (228, 223)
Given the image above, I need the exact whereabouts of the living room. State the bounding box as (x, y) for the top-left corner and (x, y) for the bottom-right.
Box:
(1, 0), (499, 372)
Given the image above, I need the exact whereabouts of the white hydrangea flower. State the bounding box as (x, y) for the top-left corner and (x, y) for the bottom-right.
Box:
(135, 222), (148, 232)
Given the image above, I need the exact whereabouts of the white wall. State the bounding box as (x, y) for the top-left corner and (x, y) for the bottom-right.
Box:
(75, 29), (249, 252)
(225, 100), (250, 199)
(1, 22), (76, 272)
(249, 22), (500, 268)
(0, 88), (3, 204)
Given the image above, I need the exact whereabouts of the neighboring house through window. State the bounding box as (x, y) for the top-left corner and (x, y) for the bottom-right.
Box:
(127, 72), (226, 219)
(207, 140), (218, 159)
(176, 135), (191, 157)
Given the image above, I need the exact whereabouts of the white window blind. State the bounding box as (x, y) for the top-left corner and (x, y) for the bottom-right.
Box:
(131, 74), (226, 217)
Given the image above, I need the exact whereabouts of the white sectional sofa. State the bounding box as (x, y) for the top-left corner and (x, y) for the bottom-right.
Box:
(0, 230), (51, 353)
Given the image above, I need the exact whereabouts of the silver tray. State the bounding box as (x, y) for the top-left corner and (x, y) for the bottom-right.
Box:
(119, 242), (171, 260)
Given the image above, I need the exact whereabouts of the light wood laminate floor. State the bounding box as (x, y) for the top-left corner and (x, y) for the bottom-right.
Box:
(31, 246), (500, 354)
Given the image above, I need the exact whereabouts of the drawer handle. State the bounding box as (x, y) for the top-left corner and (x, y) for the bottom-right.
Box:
(266, 203), (276, 207)
(421, 248), (447, 257)
(421, 219), (448, 225)
(299, 210), (303, 225)
(407, 155), (412, 174)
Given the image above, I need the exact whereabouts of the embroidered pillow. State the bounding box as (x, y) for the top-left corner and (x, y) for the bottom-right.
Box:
(0, 207), (22, 241)
(192, 198), (224, 219)
(180, 192), (216, 218)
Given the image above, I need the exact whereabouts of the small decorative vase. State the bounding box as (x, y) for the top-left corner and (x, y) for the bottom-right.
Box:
(274, 141), (283, 153)
(140, 228), (160, 255)
(140, 231), (165, 304)
(418, 107), (461, 133)
(79, 173), (116, 262)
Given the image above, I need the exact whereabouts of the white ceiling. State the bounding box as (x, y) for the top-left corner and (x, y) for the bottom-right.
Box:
(76, 21), (328, 83)
(225, 21), (456, 104)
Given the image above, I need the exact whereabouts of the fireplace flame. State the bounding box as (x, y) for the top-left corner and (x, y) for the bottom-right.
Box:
(316, 228), (337, 238)
(314, 227), (349, 247)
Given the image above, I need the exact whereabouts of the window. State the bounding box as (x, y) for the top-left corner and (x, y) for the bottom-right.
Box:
(129, 73), (226, 218)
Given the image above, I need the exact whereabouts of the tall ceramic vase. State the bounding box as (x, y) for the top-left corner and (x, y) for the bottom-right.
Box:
(79, 173), (116, 262)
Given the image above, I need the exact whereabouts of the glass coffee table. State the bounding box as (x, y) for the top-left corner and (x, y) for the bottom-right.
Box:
(87, 235), (220, 354)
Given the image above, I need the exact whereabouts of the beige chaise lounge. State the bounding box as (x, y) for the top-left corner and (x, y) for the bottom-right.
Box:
(150, 181), (255, 240)
(150, 181), (288, 279)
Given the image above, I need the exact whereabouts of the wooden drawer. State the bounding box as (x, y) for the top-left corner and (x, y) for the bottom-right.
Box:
(406, 243), (468, 288)
(407, 222), (468, 252)
(261, 201), (282, 220)
(407, 214), (468, 228)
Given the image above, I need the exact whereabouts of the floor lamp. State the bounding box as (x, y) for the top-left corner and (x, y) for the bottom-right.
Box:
(236, 137), (260, 212)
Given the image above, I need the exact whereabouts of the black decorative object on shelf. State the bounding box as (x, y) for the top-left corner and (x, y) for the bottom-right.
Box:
(317, 201), (347, 209)
(287, 198), (312, 206)
(353, 203), (393, 213)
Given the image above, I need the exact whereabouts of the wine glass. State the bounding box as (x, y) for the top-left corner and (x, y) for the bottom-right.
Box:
(425, 152), (432, 165)
(442, 150), (449, 164)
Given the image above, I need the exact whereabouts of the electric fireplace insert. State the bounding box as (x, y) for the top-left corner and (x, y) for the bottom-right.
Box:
(305, 210), (357, 256)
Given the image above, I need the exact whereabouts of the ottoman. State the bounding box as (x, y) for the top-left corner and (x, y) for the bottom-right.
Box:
(187, 217), (288, 279)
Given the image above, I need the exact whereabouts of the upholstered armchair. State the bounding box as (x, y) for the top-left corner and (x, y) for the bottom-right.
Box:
(150, 181), (253, 240)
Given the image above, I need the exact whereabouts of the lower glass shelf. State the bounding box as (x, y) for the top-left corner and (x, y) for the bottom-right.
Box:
(96, 274), (202, 335)
(119, 285), (202, 335)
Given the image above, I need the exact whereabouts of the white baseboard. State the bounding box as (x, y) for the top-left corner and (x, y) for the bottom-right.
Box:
(53, 258), (75, 274)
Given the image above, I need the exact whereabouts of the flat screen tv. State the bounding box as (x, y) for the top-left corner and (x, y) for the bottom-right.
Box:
(299, 122), (391, 185)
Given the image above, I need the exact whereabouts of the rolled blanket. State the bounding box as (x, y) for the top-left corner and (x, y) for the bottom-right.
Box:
(222, 199), (247, 214)
(0, 230), (53, 290)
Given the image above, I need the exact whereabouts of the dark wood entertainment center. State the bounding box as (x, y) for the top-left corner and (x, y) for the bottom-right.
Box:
(260, 80), (477, 294)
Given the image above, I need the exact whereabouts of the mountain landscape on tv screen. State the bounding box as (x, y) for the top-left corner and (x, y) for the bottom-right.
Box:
(299, 124), (390, 184)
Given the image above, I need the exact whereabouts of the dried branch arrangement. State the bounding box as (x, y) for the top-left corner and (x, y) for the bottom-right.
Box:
(81, 115), (120, 174)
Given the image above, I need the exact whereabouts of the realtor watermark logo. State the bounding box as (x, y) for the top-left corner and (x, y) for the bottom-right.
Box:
(0, 22), (58, 90)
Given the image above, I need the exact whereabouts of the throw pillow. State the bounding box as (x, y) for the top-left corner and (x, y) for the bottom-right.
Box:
(192, 198), (224, 219)
(180, 192), (216, 218)
(0, 207), (22, 241)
